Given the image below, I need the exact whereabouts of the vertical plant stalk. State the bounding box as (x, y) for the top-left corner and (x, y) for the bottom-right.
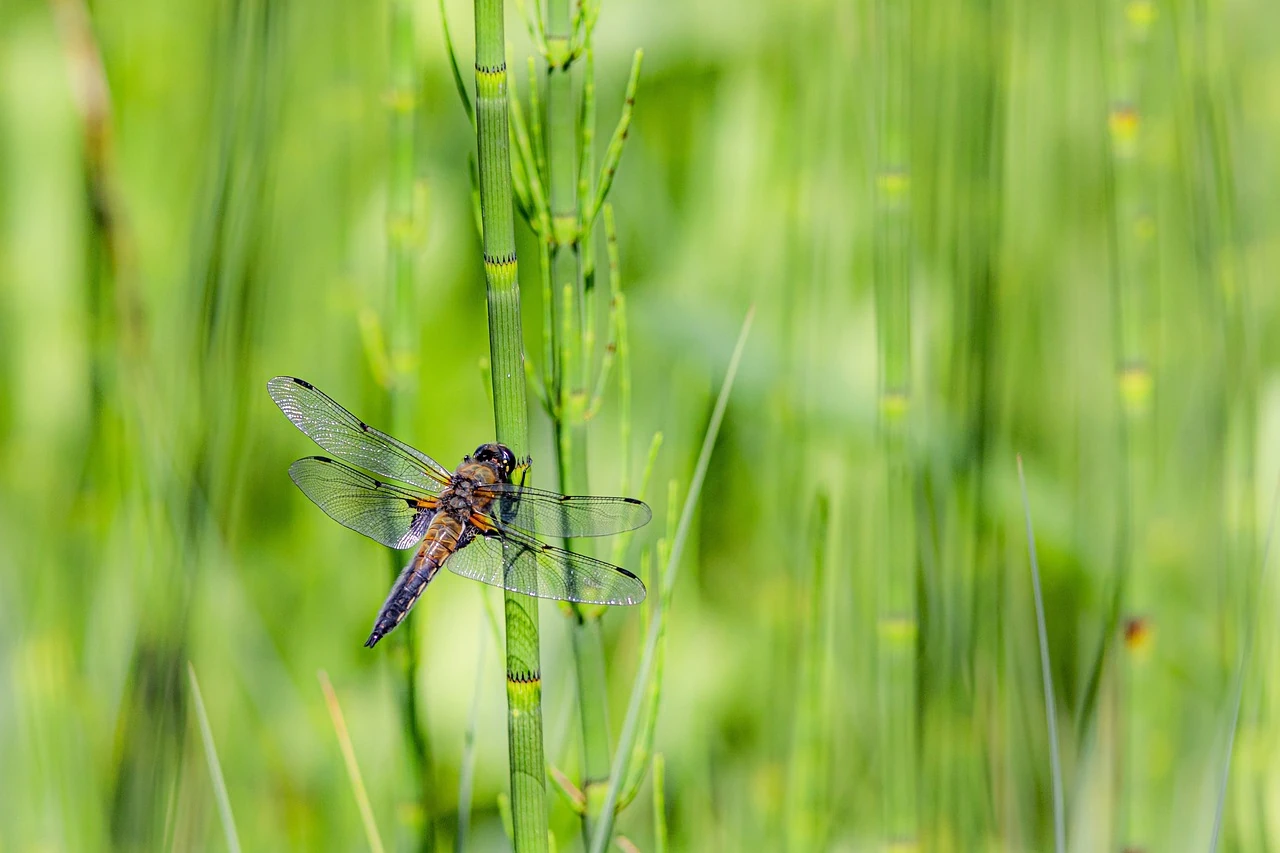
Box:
(471, 0), (641, 840)
(319, 670), (388, 853)
(455, 619), (489, 853)
(546, 0), (581, 376)
(1101, 3), (1156, 848)
(387, 0), (417, 341)
(110, 0), (275, 845)
(474, 0), (547, 849)
(652, 753), (668, 853)
(1169, 1), (1256, 843)
(569, 613), (611, 840)
(1208, 478), (1280, 852)
(385, 1), (435, 849)
(50, 0), (141, 427)
(785, 494), (832, 851)
(873, 0), (916, 846)
(543, 10), (614, 843)
(588, 307), (755, 853)
(188, 664), (242, 853)
(1015, 459), (1065, 853)
(537, 3), (640, 843)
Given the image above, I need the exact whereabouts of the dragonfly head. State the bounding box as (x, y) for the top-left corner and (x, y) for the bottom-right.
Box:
(473, 443), (518, 480)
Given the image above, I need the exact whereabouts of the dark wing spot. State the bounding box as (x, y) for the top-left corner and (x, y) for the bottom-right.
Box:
(623, 497), (642, 505)
(359, 421), (370, 432)
(371, 479), (382, 488)
(292, 377), (313, 389)
(611, 562), (642, 582)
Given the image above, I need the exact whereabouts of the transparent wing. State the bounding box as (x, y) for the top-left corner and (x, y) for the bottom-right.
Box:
(268, 376), (451, 493)
(445, 530), (646, 605)
(289, 456), (435, 549)
(475, 483), (652, 538)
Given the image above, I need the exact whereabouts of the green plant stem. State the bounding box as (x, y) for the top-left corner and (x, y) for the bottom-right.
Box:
(615, 487), (675, 812)
(318, 670), (387, 853)
(588, 306), (754, 853)
(546, 0), (577, 266)
(1101, 3), (1156, 848)
(570, 616), (611, 838)
(188, 663), (242, 853)
(876, 441), (916, 849)
(395, 627), (434, 850)
(386, 0), (435, 846)
(546, 0), (579, 400)
(1016, 458), (1065, 853)
(785, 495), (830, 852)
(1209, 477), (1280, 852)
(388, 0), (416, 334)
(455, 620), (489, 853)
(873, 0), (916, 844)
(652, 754), (667, 853)
(474, 0), (546, 849)
(541, 0), (614, 843)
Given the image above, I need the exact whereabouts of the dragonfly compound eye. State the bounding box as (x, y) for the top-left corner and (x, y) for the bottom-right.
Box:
(473, 442), (517, 477)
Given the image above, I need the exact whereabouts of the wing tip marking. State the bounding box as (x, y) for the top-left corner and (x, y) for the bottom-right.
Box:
(611, 562), (642, 583)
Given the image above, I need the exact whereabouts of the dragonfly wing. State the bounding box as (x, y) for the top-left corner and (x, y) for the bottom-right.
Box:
(445, 530), (646, 605)
(289, 456), (434, 549)
(476, 483), (652, 538)
(268, 376), (451, 493)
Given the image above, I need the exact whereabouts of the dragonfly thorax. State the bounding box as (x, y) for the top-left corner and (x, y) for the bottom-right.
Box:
(442, 484), (477, 517)
(440, 472), (497, 521)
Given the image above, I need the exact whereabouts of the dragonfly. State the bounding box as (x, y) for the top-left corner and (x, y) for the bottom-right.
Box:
(267, 376), (650, 648)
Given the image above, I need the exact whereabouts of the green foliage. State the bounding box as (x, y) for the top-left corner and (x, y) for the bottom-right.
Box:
(4, 0), (1280, 850)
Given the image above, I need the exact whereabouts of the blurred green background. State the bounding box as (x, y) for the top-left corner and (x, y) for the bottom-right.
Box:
(4, 0), (1280, 850)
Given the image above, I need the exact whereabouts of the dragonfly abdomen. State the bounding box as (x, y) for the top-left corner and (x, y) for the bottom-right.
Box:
(364, 517), (462, 647)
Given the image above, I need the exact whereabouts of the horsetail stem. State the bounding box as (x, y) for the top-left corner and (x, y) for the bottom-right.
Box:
(873, 0), (916, 844)
(385, 0), (435, 845)
(588, 308), (754, 853)
(535, 0), (634, 844)
(1102, 1), (1158, 846)
(473, 0), (547, 847)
